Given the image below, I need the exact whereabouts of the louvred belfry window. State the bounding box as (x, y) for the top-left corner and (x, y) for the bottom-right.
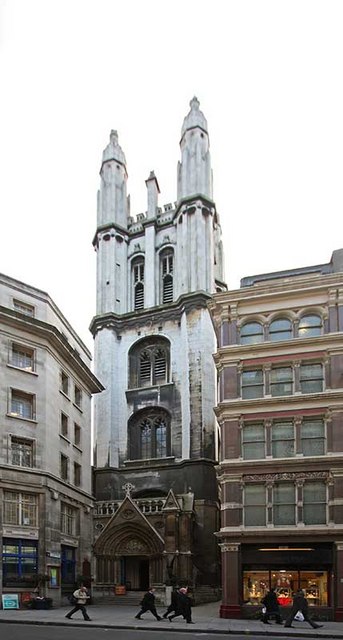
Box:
(133, 259), (145, 310)
(161, 251), (174, 304)
(129, 337), (170, 389)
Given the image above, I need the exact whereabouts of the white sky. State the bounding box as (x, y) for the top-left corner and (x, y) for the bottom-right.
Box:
(0, 0), (342, 352)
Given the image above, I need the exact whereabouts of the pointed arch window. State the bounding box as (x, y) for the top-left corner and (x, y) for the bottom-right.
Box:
(129, 409), (171, 460)
(129, 337), (170, 389)
(160, 250), (174, 304)
(132, 258), (145, 310)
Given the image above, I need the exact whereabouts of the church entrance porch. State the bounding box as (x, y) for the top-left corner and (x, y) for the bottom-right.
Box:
(123, 556), (149, 590)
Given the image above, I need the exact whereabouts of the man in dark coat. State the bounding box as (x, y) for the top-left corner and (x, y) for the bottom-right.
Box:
(284, 590), (323, 628)
(261, 588), (283, 624)
(168, 587), (194, 624)
(162, 588), (178, 618)
(135, 587), (162, 621)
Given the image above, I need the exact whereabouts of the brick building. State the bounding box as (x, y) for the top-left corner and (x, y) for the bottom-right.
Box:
(209, 249), (343, 620)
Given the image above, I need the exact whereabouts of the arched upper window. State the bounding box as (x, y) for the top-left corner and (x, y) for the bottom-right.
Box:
(269, 318), (292, 342)
(240, 322), (264, 345)
(160, 250), (174, 304)
(128, 408), (171, 460)
(129, 337), (170, 389)
(132, 258), (145, 310)
(298, 314), (322, 338)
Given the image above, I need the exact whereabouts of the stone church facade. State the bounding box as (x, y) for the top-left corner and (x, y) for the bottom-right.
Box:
(91, 98), (226, 599)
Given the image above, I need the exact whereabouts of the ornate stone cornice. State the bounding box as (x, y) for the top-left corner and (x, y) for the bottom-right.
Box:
(90, 292), (212, 336)
(243, 471), (331, 482)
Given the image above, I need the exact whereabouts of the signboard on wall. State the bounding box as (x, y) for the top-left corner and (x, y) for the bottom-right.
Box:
(2, 594), (19, 609)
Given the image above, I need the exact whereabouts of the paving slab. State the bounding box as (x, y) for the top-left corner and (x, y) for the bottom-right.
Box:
(0, 602), (342, 637)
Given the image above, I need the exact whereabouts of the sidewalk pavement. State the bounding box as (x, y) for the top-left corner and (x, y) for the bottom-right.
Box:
(0, 600), (343, 637)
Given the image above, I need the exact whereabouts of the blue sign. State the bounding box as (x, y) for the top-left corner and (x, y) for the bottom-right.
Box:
(2, 594), (19, 609)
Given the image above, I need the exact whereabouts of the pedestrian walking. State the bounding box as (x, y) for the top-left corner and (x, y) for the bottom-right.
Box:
(162, 588), (178, 618)
(261, 588), (283, 624)
(65, 585), (91, 621)
(135, 587), (162, 621)
(168, 587), (194, 624)
(284, 589), (323, 628)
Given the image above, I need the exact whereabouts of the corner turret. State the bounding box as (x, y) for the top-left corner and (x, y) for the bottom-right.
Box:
(97, 130), (129, 229)
(177, 97), (213, 201)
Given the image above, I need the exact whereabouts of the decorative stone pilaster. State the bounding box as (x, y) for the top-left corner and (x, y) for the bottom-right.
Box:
(219, 542), (241, 618)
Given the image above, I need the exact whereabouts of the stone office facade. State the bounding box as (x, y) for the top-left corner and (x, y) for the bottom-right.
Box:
(209, 249), (343, 620)
(0, 274), (103, 603)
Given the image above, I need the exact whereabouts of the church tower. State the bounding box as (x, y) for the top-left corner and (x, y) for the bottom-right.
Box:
(91, 99), (226, 598)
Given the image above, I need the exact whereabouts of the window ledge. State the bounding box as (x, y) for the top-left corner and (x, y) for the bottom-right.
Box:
(73, 402), (83, 413)
(59, 434), (71, 444)
(7, 364), (38, 376)
(126, 382), (174, 393)
(59, 390), (71, 401)
(73, 444), (83, 453)
(6, 413), (37, 424)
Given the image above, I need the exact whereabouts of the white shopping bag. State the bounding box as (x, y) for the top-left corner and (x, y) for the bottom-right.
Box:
(294, 610), (304, 622)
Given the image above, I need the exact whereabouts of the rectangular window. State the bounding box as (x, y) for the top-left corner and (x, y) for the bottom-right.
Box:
(300, 363), (323, 394)
(241, 370), (263, 399)
(10, 389), (35, 420)
(3, 538), (38, 588)
(244, 484), (266, 526)
(61, 371), (69, 395)
(11, 436), (34, 467)
(60, 454), (69, 481)
(10, 343), (34, 371)
(60, 503), (77, 536)
(242, 424), (265, 459)
(60, 412), (68, 438)
(270, 367), (293, 396)
(301, 419), (325, 456)
(303, 482), (326, 525)
(74, 384), (82, 409)
(273, 483), (296, 525)
(74, 423), (81, 447)
(271, 421), (294, 458)
(3, 491), (38, 527)
(13, 299), (34, 317)
(74, 462), (81, 487)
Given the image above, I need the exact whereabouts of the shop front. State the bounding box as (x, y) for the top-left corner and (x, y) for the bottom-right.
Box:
(219, 541), (336, 619)
(241, 543), (333, 620)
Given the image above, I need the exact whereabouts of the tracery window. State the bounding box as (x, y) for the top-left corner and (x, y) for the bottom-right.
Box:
(129, 337), (170, 389)
(128, 409), (170, 460)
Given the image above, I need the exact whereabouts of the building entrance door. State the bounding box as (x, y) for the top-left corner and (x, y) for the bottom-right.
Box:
(124, 556), (149, 590)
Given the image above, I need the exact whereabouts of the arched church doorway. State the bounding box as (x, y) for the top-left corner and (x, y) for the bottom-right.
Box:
(123, 555), (149, 590)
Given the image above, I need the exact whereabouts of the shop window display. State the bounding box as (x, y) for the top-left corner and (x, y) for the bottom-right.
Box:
(243, 570), (328, 607)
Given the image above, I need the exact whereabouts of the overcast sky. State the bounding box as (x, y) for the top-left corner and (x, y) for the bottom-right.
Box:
(0, 0), (342, 352)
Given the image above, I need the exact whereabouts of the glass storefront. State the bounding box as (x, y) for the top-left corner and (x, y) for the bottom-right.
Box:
(243, 570), (328, 606)
(2, 538), (38, 587)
